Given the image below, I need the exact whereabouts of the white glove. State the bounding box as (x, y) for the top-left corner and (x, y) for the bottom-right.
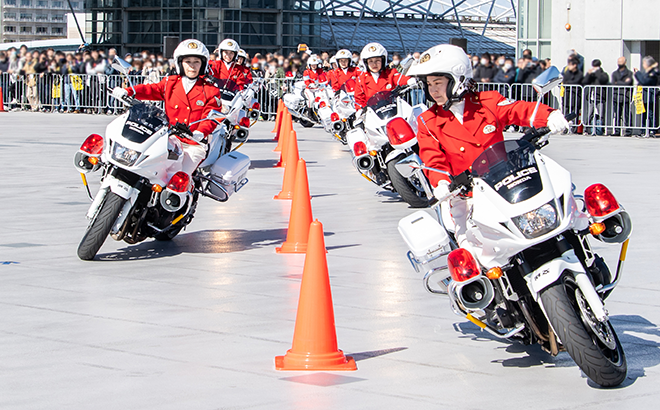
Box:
(112, 87), (128, 100)
(547, 110), (569, 134)
(433, 180), (451, 201)
(407, 78), (419, 88)
(192, 130), (205, 143)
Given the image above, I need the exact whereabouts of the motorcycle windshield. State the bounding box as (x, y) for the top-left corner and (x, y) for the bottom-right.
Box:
(215, 79), (240, 101)
(471, 140), (543, 204)
(367, 91), (397, 120)
(122, 103), (169, 143)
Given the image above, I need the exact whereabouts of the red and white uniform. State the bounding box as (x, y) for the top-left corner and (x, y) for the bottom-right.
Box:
(354, 67), (410, 109)
(303, 67), (329, 87)
(330, 66), (360, 92)
(209, 60), (253, 89)
(417, 91), (554, 187)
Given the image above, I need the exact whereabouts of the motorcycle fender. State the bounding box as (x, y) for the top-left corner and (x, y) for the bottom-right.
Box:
(385, 148), (408, 164)
(107, 174), (136, 200)
(525, 249), (584, 300)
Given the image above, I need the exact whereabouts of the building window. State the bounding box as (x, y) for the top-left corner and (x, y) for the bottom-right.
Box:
(20, 26), (32, 33)
(36, 0), (47, 6)
(71, 1), (80, 7)
(52, 27), (63, 34)
(36, 14), (48, 21)
(4, 12), (17, 20)
(53, 0), (63, 7)
(20, 13), (33, 21)
(4, 0), (17, 5)
(20, 0), (30, 6)
(4, 26), (16, 33)
(36, 26), (48, 33)
(52, 14), (64, 21)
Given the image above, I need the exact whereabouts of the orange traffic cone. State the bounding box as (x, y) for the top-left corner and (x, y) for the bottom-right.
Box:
(0, 87), (5, 112)
(272, 99), (283, 133)
(274, 130), (299, 200)
(274, 110), (290, 152)
(276, 159), (313, 253)
(275, 117), (292, 165)
(275, 220), (357, 371)
(273, 107), (284, 142)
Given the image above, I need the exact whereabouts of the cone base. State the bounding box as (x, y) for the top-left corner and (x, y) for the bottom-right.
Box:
(276, 242), (308, 254)
(273, 146), (281, 152)
(275, 350), (357, 371)
(274, 192), (293, 200)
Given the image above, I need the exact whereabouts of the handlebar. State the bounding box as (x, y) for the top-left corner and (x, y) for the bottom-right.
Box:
(522, 112), (578, 144)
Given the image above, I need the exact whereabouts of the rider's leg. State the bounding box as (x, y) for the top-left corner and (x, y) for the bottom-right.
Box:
(180, 142), (208, 177)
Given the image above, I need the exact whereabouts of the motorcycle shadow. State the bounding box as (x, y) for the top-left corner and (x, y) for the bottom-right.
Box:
(455, 314), (660, 387)
(96, 228), (287, 261)
(376, 190), (405, 204)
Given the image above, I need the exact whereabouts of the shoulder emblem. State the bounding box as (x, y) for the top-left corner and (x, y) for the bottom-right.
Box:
(483, 124), (496, 134)
(196, 100), (204, 106)
(497, 98), (516, 106)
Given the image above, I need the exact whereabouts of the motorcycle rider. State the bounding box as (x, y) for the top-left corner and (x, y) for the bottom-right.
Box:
(354, 42), (417, 109)
(330, 49), (361, 93)
(303, 55), (329, 87)
(209, 39), (253, 89)
(408, 44), (569, 246)
(111, 39), (222, 178)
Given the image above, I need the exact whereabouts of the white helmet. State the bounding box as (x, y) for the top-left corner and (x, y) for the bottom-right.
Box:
(360, 42), (387, 73)
(218, 38), (240, 61)
(329, 55), (337, 65)
(307, 55), (321, 68)
(336, 49), (352, 61)
(237, 48), (247, 64)
(408, 44), (475, 109)
(173, 39), (210, 77)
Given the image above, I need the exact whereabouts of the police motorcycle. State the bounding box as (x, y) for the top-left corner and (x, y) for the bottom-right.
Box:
(74, 57), (251, 260)
(346, 56), (431, 208)
(214, 78), (255, 148)
(329, 79), (358, 145)
(395, 67), (632, 387)
(282, 77), (315, 127)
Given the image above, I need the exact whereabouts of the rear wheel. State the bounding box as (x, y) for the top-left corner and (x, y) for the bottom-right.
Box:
(540, 275), (626, 387)
(387, 156), (430, 208)
(300, 118), (315, 128)
(77, 192), (126, 260)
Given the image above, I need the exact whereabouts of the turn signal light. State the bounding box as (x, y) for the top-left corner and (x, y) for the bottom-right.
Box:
(589, 222), (606, 236)
(252, 102), (260, 110)
(486, 267), (503, 280)
(80, 134), (104, 155)
(353, 141), (367, 156)
(151, 184), (163, 193)
(584, 183), (620, 217)
(369, 150), (378, 156)
(234, 125), (240, 130)
(166, 171), (190, 193)
(319, 101), (327, 108)
(239, 117), (250, 127)
(448, 248), (481, 282)
(386, 117), (416, 146)
(330, 112), (340, 122)
(88, 156), (99, 165)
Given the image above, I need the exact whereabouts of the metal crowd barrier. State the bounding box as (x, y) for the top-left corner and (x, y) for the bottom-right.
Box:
(2, 74), (658, 136)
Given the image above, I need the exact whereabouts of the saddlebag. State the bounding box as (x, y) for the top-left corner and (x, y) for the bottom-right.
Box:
(205, 151), (250, 201)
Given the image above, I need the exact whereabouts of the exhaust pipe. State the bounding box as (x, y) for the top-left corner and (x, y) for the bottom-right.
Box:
(454, 276), (494, 311)
(355, 154), (375, 172)
(234, 127), (249, 142)
(248, 109), (260, 119)
(160, 189), (187, 213)
(332, 121), (345, 133)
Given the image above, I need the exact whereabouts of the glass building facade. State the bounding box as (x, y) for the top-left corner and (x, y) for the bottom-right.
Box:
(86, 0), (323, 54)
(517, 0), (551, 59)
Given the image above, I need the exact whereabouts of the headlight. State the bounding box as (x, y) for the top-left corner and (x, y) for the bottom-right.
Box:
(513, 202), (559, 239)
(112, 142), (140, 166)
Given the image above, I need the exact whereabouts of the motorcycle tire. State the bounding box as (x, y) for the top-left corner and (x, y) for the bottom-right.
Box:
(386, 156), (430, 208)
(299, 118), (315, 128)
(540, 275), (627, 387)
(77, 192), (126, 261)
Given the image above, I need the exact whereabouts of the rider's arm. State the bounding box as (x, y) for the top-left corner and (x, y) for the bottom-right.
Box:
(417, 116), (452, 187)
(243, 67), (253, 86)
(353, 76), (366, 109)
(126, 76), (167, 101)
(488, 91), (554, 128)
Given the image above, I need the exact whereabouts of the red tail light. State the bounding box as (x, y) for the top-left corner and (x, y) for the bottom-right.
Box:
(239, 117), (250, 127)
(80, 134), (104, 155)
(330, 112), (340, 122)
(448, 248), (481, 282)
(166, 171), (190, 193)
(386, 117), (416, 146)
(252, 102), (260, 110)
(315, 96), (321, 103)
(353, 141), (367, 156)
(319, 101), (326, 108)
(584, 183), (620, 217)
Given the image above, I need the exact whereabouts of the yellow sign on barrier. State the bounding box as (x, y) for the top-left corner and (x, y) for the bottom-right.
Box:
(633, 86), (646, 115)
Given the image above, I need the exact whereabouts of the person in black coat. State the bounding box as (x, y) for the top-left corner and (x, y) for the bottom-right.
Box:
(493, 57), (516, 85)
(582, 59), (609, 135)
(562, 58), (583, 131)
(634, 56), (659, 136)
(473, 52), (498, 83)
(611, 57), (633, 136)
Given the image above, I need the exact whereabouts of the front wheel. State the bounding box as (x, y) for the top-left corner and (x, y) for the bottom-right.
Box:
(540, 275), (626, 387)
(77, 192), (126, 260)
(299, 118), (315, 128)
(387, 156), (430, 208)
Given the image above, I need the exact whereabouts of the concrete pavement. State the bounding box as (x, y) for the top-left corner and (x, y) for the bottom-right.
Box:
(1, 112), (660, 409)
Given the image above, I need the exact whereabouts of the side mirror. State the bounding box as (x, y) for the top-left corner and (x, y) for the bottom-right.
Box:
(399, 55), (414, 75)
(532, 66), (563, 95)
(112, 56), (132, 75)
(395, 154), (423, 178)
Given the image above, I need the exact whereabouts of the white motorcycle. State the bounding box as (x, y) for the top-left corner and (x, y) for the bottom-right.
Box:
(214, 79), (257, 147)
(396, 67), (632, 387)
(345, 84), (431, 208)
(329, 79), (358, 145)
(74, 58), (251, 260)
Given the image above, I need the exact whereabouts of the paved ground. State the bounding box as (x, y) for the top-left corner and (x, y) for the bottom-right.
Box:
(1, 111), (660, 409)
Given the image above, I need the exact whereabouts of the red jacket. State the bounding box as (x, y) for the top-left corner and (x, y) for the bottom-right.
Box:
(208, 60), (253, 89)
(354, 67), (410, 108)
(125, 75), (222, 142)
(417, 91), (554, 187)
(303, 68), (329, 86)
(330, 66), (360, 92)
